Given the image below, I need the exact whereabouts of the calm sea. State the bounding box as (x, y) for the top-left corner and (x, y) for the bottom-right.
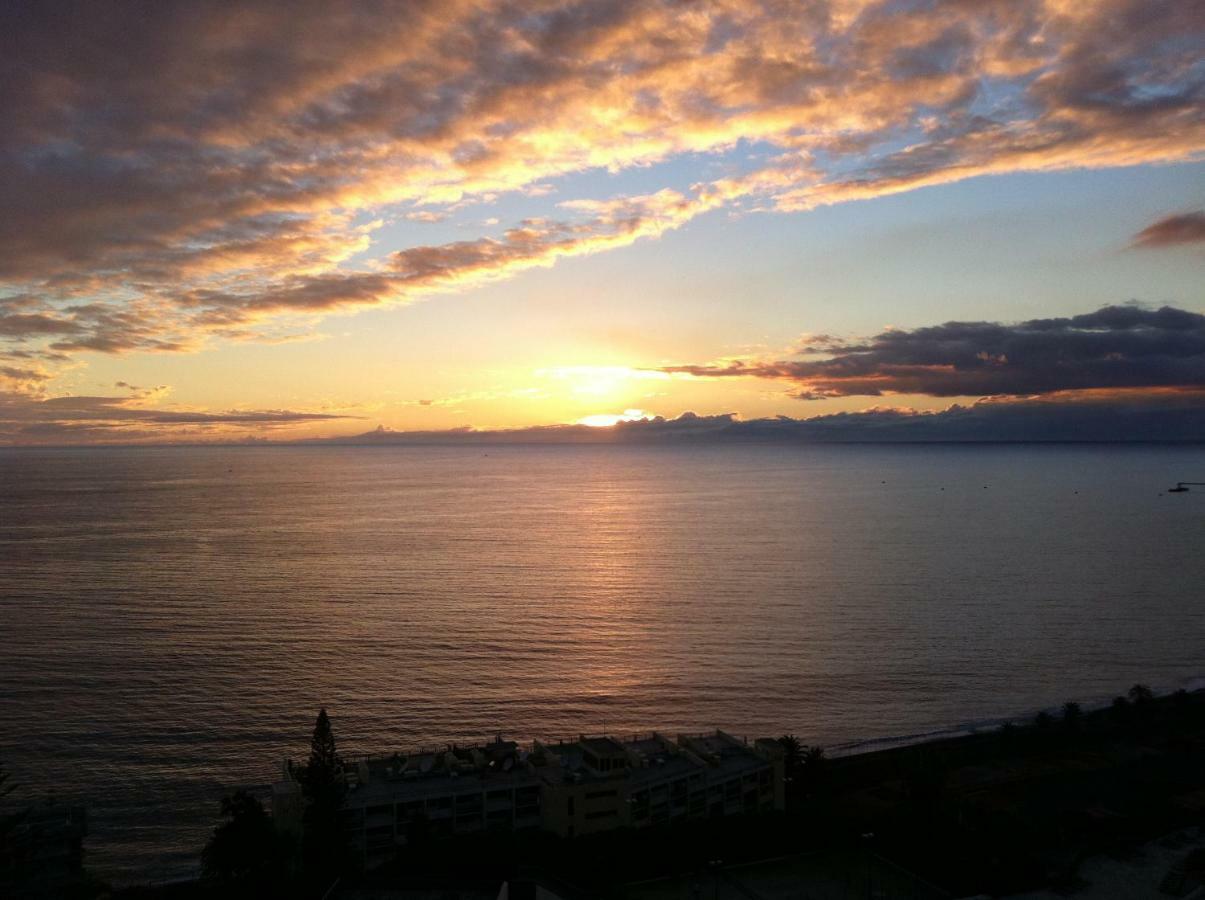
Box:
(1, 443), (1203, 881)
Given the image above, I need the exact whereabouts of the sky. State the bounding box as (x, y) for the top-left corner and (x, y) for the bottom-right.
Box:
(0, 0), (1202, 444)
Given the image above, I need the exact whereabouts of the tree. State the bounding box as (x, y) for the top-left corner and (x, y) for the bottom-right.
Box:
(777, 734), (802, 768)
(202, 790), (292, 895)
(998, 721), (1018, 749)
(798, 745), (827, 801)
(297, 709), (349, 882)
(777, 735), (803, 809)
(0, 760), (14, 801)
(308, 710), (342, 782)
(0, 759), (28, 866)
(903, 749), (945, 815)
(1128, 683), (1154, 708)
(1061, 702), (1082, 731)
(1110, 695), (1131, 726)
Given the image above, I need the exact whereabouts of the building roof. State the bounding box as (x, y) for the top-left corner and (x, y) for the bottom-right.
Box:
(325, 730), (774, 807)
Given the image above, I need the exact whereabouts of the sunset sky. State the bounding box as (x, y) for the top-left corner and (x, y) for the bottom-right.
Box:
(1, 0), (1202, 443)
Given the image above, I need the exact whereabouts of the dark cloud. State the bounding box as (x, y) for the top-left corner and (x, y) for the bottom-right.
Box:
(1131, 211), (1205, 248)
(727, 393), (1205, 443)
(317, 394), (1205, 444)
(662, 305), (1205, 398)
(0, 313), (85, 338)
(0, 390), (356, 444)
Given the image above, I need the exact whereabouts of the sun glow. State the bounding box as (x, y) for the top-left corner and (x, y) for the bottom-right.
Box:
(538, 366), (670, 398)
(577, 409), (652, 427)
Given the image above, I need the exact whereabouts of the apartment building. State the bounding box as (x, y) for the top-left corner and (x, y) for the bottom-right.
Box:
(273, 730), (785, 869)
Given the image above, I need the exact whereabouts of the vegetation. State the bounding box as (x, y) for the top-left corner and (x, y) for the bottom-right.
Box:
(0, 759), (22, 874)
(1061, 700), (1082, 729)
(296, 708), (349, 885)
(200, 791), (293, 897)
(777, 735), (828, 812)
(821, 685), (1205, 895)
(107, 685), (1205, 898)
(193, 710), (349, 899)
(0, 760), (105, 900)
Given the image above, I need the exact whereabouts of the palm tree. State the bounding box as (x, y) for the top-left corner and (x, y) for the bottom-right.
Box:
(777, 734), (803, 777)
(777, 735), (804, 810)
(799, 745), (827, 800)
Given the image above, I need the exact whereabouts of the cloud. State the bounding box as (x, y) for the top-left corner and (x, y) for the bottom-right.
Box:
(405, 211), (450, 224)
(170, 187), (719, 327)
(661, 304), (1205, 399)
(0, 390), (356, 445)
(1, 365), (50, 383)
(317, 393), (1205, 444)
(1131, 211), (1205, 248)
(0, 1), (1201, 371)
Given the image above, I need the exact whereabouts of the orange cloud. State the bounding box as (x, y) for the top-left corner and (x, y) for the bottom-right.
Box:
(0, 388), (358, 445)
(1, 0), (1201, 372)
(1131, 211), (1205, 249)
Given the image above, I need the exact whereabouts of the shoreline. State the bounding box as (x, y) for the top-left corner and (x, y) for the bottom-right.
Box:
(84, 679), (1205, 890)
(825, 673), (1205, 758)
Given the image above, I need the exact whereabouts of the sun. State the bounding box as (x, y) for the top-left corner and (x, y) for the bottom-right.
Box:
(538, 365), (669, 398)
(577, 409), (652, 427)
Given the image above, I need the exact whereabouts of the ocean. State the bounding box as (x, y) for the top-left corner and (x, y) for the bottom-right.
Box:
(1, 442), (1203, 882)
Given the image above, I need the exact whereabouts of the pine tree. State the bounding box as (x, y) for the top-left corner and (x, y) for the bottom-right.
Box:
(298, 709), (348, 883)
(303, 709), (343, 797)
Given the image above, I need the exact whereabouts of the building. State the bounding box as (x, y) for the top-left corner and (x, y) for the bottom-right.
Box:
(273, 731), (785, 869)
(538, 732), (785, 838)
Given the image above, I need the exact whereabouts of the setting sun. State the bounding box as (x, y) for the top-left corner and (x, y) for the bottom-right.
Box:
(577, 408), (653, 427)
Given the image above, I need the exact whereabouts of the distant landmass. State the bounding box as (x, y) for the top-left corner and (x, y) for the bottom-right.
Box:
(314, 395), (1205, 444)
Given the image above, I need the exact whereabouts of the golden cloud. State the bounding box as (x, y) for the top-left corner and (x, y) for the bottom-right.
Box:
(0, 0), (1201, 370)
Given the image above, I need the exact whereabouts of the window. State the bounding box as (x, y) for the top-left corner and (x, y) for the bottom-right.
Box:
(671, 780), (688, 803)
(631, 789), (650, 819)
(586, 789), (618, 799)
(585, 809), (617, 821)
